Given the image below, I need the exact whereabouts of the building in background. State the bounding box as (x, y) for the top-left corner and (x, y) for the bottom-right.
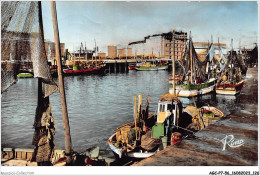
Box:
(98, 52), (106, 59)
(71, 50), (94, 60)
(127, 48), (132, 56)
(108, 45), (117, 59)
(118, 48), (126, 58)
(44, 41), (65, 65)
(162, 31), (187, 60)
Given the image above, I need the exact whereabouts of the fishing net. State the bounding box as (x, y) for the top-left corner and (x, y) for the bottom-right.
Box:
(1, 1), (58, 163)
(1, 1), (58, 97)
(182, 39), (208, 83)
(192, 41), (208, 82)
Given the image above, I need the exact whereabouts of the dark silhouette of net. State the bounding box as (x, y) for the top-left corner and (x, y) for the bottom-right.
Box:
(1, 1), (58, 164)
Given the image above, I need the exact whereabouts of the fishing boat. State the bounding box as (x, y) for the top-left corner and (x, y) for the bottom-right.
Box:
(216, 80), (244, 95)
(169, 77), (216, 97)
(216, 45), (246, 95)
(107, 121), (159, 159)
(63, 61), (106, 75)
(128, 63), (136, 70)
(184, 105), (224, 131)
(108, 92), (185, 159)
(169, 34), (216, 97)
(135, 62), (168, 71)
(17, 70), (34, 78)
(63, 67), (104, 75)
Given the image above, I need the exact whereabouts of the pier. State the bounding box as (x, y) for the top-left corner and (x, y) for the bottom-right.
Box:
(103, 59), (171, 73)
(132, 67), (258, 166)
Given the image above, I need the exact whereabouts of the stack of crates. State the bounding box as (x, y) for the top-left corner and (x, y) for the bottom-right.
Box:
(152, 123), (164, 139)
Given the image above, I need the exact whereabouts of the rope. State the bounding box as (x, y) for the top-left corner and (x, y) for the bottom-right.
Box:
(172, 124), (195, 135)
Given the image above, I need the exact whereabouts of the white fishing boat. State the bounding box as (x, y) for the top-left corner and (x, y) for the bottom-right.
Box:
(169, 35), (217, 97)
(169, 78), (216, 97)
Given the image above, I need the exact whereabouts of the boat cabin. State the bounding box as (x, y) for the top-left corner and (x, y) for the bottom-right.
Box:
(157, 100), (178, 126)
(156, 93), (183, 136)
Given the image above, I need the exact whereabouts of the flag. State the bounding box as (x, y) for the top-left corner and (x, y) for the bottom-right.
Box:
(207, 44), (215, 62)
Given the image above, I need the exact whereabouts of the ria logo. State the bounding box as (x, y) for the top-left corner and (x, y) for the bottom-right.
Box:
(221, 134), (244, 151)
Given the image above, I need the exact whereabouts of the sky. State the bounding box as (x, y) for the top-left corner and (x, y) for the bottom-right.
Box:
(41, 1), (258, 54)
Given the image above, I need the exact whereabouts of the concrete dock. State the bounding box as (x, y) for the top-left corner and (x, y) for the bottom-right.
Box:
(132, 67), (258, 166)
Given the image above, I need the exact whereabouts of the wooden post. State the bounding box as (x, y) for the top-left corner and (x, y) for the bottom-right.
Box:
(114, 61), (117, 73)
(138, 93), (142, 141)
(134, 95), (138, 143)
(138, 93), (142, 113)
(125, 61), (127, 73)
(189, 32), (193, 84)
(50, 1), (72, 164)
(172, 30), (176, 96)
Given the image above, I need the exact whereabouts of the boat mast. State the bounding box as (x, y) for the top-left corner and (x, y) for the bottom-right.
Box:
(95, 39), (97, 67)
(230, 38), (233, 82)
(172, 30), (176, 96)
(50, 1), (72, 164)
(85, 41), (87, 60)
(189, 31), (193, 84)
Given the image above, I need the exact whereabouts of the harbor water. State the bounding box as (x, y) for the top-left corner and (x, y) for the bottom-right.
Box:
(1, 70), (256, 157)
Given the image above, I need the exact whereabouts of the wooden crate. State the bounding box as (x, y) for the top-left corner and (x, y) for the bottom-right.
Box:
(2, 148), (14, 159)
(14, 148), (34, 161)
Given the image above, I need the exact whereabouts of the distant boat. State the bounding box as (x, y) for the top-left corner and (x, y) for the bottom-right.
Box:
(63, 67), (103, 75)
(135, 62), (168, 71)
(128, 63), (136, 70)
(17, 70), (34, 78)
(63, 62), (106, 75)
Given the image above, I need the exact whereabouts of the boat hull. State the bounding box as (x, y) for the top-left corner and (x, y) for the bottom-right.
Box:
(128, 66), (136, 70)
(216, 81), (244, 95)
(63, 67), (104, 75)
(136, 66), (168, 71)
(17, 73), (34, 78)
(169, 79), (216, 97)
(108, 133), (156, 159)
